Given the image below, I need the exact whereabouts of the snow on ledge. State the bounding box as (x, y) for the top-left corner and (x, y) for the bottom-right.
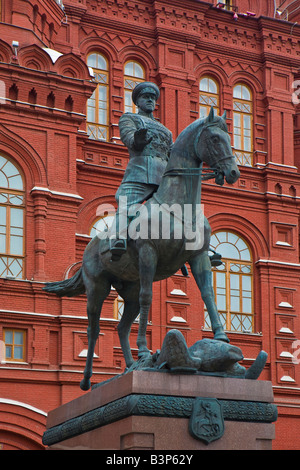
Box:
(0, 398), (47, 416)
(43, 47), (63, 63)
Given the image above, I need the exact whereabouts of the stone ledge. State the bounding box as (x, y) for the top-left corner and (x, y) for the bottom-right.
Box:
(43, 392), (277, 447)
(46, 371), (275, 428)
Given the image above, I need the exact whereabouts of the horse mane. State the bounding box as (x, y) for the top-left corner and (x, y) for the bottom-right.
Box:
(171, 107), (228, 159)
(207, 115), (228, 133)
(198, 108), (228, 134)
(175, 107), (227, 142)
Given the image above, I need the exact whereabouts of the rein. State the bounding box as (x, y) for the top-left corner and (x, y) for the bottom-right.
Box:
(163, 154), (234, 181)
(164, 167), (217, 180)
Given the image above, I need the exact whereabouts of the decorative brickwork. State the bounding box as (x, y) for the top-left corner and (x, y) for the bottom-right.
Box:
(0, 0), (300, 450)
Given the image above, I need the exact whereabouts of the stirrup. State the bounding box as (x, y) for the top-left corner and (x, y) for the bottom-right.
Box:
(209, 250), (222, 267)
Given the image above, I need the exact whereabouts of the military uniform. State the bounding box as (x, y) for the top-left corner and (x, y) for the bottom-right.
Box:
(118, 112), (173, 187)
(113, 113), (173, 242)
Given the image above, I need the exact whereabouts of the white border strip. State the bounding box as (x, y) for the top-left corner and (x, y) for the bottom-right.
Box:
(0, 398), (47, 416)
(31, 186), (83, 200)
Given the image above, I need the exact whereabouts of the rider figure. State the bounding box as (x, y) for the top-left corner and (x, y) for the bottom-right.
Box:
(110, 82), (173, 259)
(110, 82), (220, 270)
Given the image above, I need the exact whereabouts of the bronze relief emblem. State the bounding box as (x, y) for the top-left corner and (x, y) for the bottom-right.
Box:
(189, 397), (224, 444)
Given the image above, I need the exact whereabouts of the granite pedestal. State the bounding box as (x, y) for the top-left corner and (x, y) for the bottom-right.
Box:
(43, 371), (277, 450)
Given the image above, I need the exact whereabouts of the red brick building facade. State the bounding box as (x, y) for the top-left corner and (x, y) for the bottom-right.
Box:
(0, 0), (300, 450)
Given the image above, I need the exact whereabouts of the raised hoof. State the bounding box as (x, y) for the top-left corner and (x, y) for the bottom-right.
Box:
(80, 378), (91, 391)
(213, 330), (230, 343)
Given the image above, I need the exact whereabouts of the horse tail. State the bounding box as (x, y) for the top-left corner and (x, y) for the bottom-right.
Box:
(43, 268), (85, 297)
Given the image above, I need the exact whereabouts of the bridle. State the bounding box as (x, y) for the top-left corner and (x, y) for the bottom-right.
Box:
(164, 167), (219, 181)
(163, 153), (235, 182)
(163, 118), (235, 181)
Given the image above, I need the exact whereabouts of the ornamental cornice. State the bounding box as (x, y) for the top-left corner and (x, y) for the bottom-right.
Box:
(74, 0), (206, 41)
(62, 0), (87, 18)
(195, 50), (263, 75)
(74, 1), (300, 65)
(80, 25), (155, 52)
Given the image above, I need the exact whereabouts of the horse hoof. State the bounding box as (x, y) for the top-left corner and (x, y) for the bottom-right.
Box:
(80, 378), (91, 391)
(138, 349), (151, 360)
(213, 330), (230, 343)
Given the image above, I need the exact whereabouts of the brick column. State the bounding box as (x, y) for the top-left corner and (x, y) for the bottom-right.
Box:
(31, 189), (49, 281)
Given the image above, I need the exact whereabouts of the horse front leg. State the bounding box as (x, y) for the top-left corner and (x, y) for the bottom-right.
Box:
(137, 243), (157, 359)
(189, 251), (229, 343)
(117, 282), (141, 368)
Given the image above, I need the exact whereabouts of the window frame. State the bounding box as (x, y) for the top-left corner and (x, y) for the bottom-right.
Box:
(124, 60), (145, 114)
(199, 75), (220, 119)
(0, 155), (25, 279)
(205, 231), (254, 334)
(113, 295), (124, 320)
(86, 52), (110, 142)
(89, 212), (115, 239)
(218, 1), (237, 11)
(233, 83), (253, 166)
(4, 328), (26, 362)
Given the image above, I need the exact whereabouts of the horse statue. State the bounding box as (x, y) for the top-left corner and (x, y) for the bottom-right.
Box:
(44, 107), (240, 390)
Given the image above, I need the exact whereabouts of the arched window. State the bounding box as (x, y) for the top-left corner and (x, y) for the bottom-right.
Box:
(0, 155), (25, 279)
(205, 231), (254, 333)
(89, 212), (115, 239)
(233, 83), (253, 166)
(124, 61), (145, 113)
(199, 76), (219, 119)
(87, 53), (109, 141)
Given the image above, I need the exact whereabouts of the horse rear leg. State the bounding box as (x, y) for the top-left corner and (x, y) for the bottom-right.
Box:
(137, 243), (158, 359)
(117, 296), (140, 368)
(80, 278), (111, 391)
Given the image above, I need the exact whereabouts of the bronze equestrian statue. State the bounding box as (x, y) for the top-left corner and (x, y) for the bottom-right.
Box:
(44, 84), (240, 391)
